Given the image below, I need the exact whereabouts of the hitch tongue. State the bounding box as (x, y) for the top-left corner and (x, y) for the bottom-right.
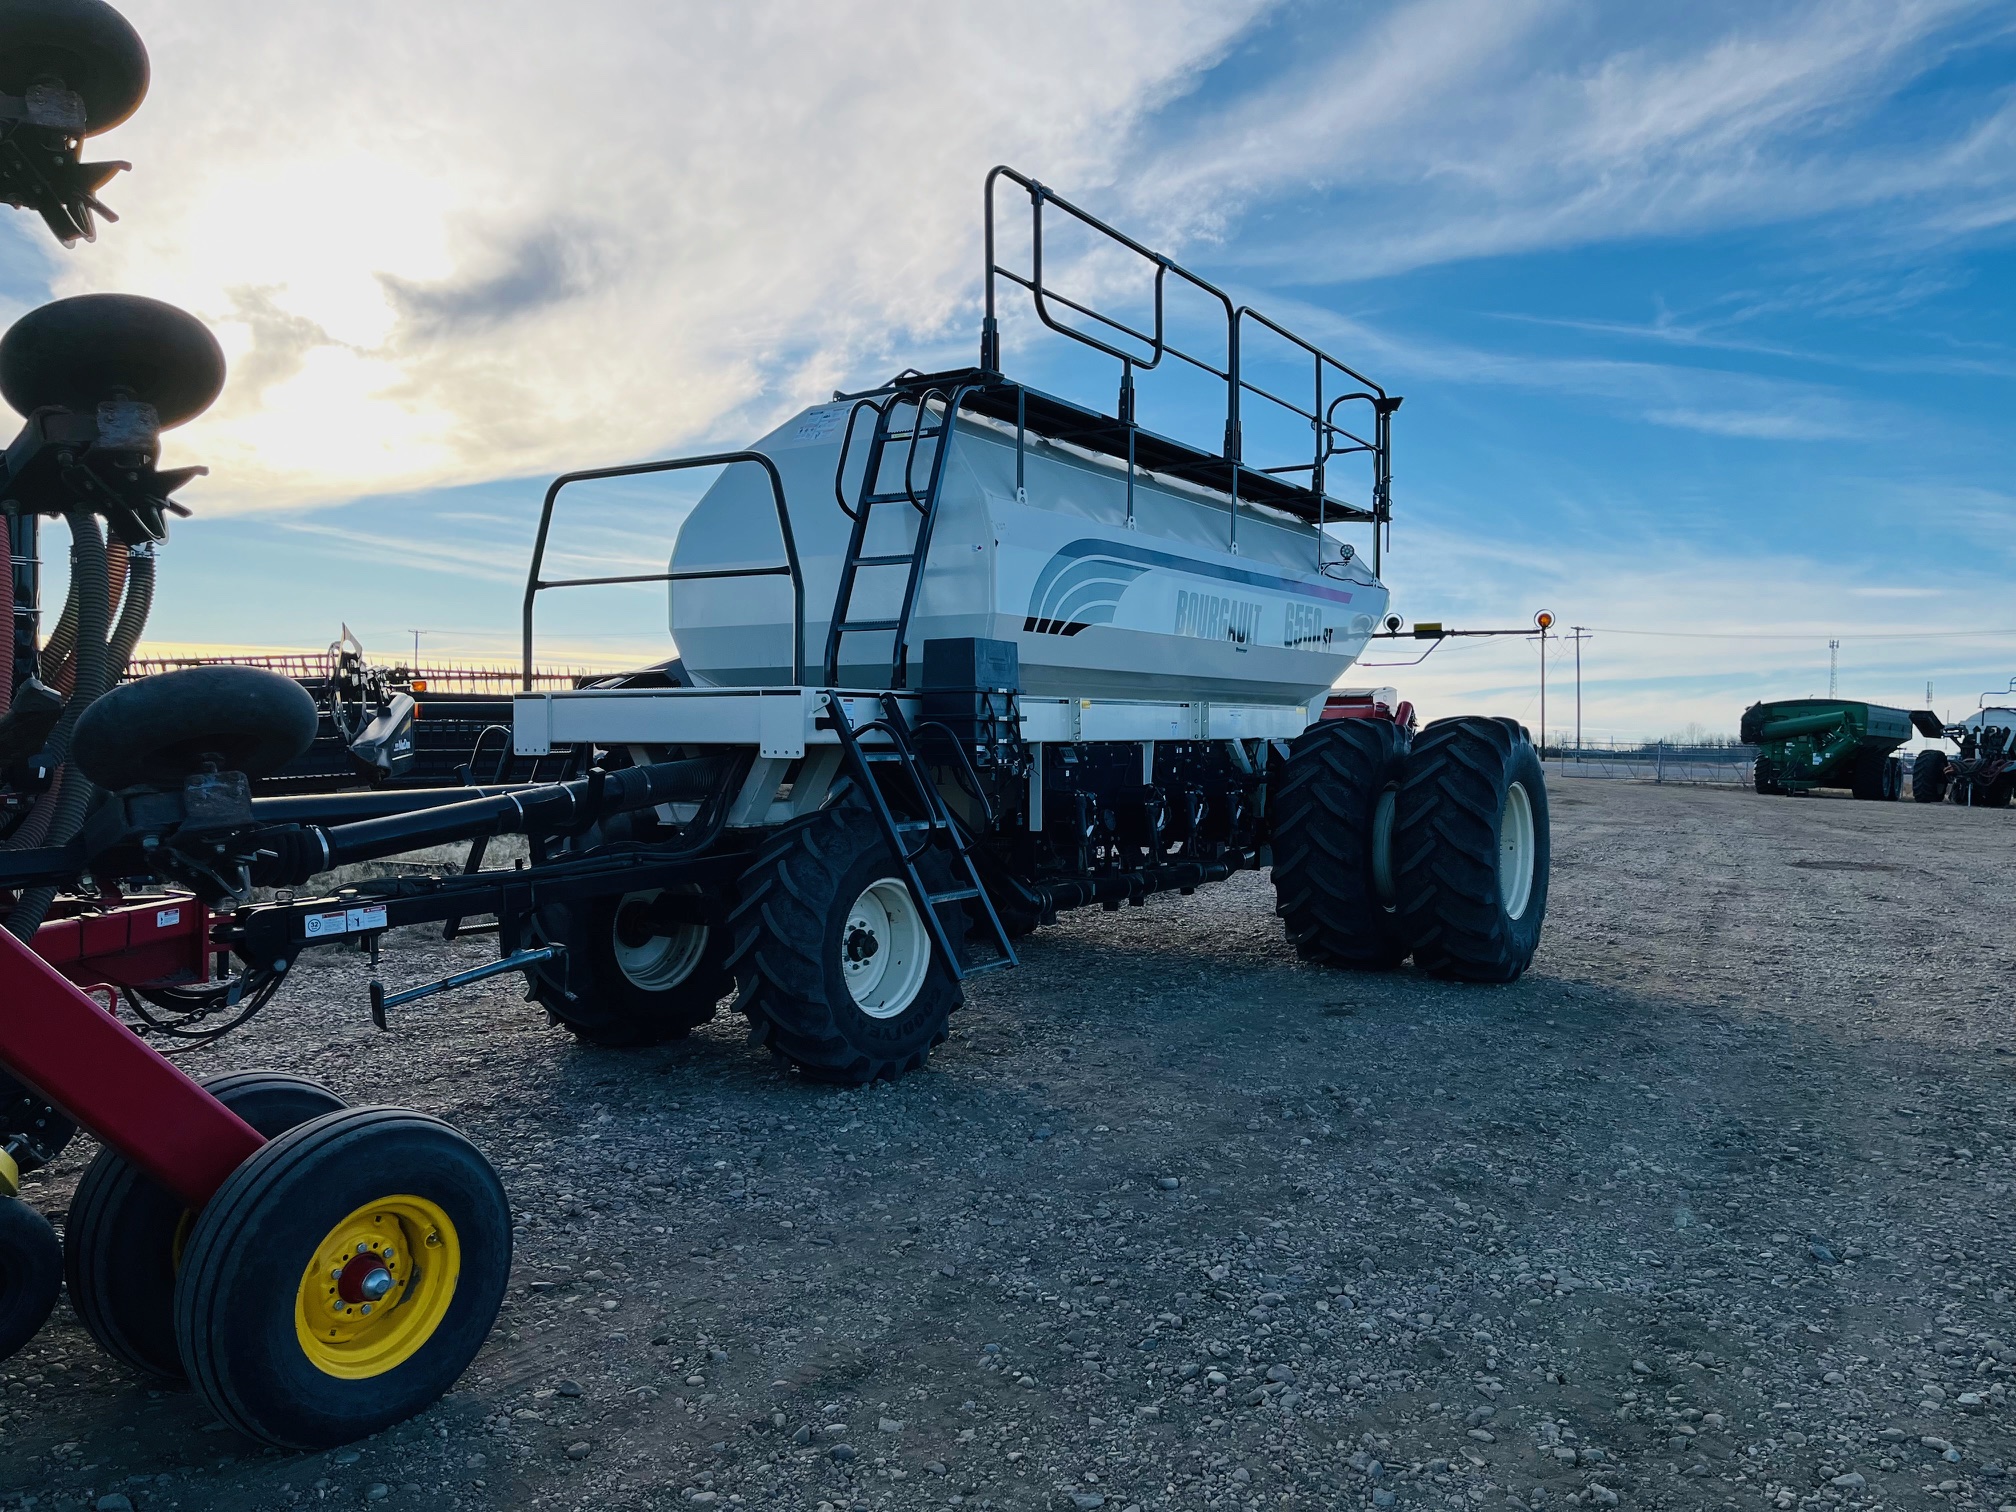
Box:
(368, 945), (564, 1031)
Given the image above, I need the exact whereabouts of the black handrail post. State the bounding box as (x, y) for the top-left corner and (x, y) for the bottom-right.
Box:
(1119, 359), (1136, 529)
(981, 166), (1007, 372)
(522, 472), (569, 691)
(522, 451), (806, 693)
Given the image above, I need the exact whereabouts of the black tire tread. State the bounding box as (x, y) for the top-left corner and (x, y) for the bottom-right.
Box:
(66, 1072), (344, 1380)
(1393, 716), (1550, 983)
(532, 890), (734, 1048)
(727, 807), (961, 1084)
(1270, 718), (1408, 969)
(0, 1196), (62, 1362)
(174, 1105), (509, 1448)
(1911, 748), (1947, 803)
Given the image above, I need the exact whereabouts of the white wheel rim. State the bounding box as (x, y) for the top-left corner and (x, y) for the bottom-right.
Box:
(842, 877), (931, 1019)
(1499, 782), (1536, 921)
(611, 889), (709, 991)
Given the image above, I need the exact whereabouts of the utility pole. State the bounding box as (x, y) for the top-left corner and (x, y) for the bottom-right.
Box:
(1828, 639), (1839, 697)
(1569, 627), (1593, 757)
(409, 628), (426, 665)
(1533, 611), (1555, 754)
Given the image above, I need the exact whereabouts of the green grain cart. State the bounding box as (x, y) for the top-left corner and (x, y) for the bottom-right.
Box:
(1739, 699), (1921, 799)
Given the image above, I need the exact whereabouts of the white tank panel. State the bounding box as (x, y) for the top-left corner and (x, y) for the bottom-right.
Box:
(668, 400), (1389, 704)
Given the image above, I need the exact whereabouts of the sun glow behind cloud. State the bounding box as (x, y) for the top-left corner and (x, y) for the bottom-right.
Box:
(25, 0), (1261, 511)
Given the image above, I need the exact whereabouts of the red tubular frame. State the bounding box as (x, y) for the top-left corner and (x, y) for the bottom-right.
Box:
(0, 929), (262, 1207)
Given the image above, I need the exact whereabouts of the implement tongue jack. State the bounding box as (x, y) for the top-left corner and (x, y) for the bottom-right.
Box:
(367, 943), (567, 1031)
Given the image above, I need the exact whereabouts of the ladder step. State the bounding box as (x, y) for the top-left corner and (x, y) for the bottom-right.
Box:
(925, 887), (982, 903)
(859, 751), (908, 763)
(852, 553), (916, 568)
(891, 819), (939, 831)
(961, 955), (1015, 974)
(858, 491), (922, 506)
(836, 618), (901, 632)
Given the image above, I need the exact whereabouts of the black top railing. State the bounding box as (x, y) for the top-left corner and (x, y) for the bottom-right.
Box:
(522, 451), (805, 690)
(980, 166), (1399, 566)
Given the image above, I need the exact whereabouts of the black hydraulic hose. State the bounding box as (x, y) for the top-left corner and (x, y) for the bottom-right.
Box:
(249, 784), (536, 825)
(7, 512), (111, 938)
(278, 760), (714, 882)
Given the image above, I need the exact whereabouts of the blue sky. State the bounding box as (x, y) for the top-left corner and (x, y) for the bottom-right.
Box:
(8, 0), (2014, 739)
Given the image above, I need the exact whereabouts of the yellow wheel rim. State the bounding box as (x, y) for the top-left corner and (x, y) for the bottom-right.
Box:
(293, 1194), (460, 1380)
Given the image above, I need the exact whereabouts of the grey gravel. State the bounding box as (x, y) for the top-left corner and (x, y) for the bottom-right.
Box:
(3, 778), (2013, 1511)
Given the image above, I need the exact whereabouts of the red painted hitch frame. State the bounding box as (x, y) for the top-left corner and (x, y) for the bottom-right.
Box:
(0, 927), (261, 1207)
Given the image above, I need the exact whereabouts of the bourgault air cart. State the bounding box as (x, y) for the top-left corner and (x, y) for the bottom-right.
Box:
(0, 56), (1552, 1450)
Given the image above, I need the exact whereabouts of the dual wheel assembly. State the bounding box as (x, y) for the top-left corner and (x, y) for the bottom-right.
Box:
(6, 1073), (510, 1448)
(1273, 714), (1550, 981)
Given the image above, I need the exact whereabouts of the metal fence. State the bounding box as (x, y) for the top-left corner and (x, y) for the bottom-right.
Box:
(125, 654), (609, 693)
(1544, 742), (1756, 787)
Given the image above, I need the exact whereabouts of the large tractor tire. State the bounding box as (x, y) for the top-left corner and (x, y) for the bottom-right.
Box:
(174, 1106), (511, 1448)
(1753, 756), (1783, 795)
(1271, 717), (1409, 969)
(1911, 749), (1949, 803)
(1850, 750), (1897, 801)
(1393, 717), (1550, 983)
(729, 806), (964, 1084)
(0, 1195), (62, 1362)
(65, 1072), (346, 1380)
(531, 885), (735, 1046)
(1981, 776), (2014, 810)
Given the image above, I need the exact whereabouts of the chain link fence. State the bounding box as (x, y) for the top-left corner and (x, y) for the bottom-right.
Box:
(1544, 742), (1756, 787)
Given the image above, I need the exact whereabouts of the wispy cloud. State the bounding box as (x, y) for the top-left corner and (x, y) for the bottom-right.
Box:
(1146, 0), (2014, 280)
(35, 0), (1263, 511)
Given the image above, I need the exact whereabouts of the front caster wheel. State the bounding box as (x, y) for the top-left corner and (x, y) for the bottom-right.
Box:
(173, 1106), (511, 1448)
(1394, 716), (1550, 982)
(0, 1193), (62, 1362)
(729, 807), (965, 1084)
(65, 1072), (347, 1380)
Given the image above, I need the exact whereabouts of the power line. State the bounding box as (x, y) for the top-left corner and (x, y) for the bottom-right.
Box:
(1582, 626), (2016, 643)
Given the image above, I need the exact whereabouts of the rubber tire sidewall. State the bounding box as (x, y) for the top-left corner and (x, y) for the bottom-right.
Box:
(71, 664), (318, 789)
(65, 1072), (346, 1381)
(532, 887), (734, 1047)
(174, 1106), (511, 1449)
(731, 807), (963, 1084)
(1394, 717), (1551, 983)
(0, 1195), (62, 1362)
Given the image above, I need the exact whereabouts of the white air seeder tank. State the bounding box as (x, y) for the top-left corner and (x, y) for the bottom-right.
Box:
(669, 404), (1388, 710)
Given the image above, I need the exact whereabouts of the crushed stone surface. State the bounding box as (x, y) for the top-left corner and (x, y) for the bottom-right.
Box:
(3, 777), (2012, 1511)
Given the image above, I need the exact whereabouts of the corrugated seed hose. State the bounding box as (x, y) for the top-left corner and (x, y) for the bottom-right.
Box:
(107, 542), (153, 678)
(6, 512), (115, 938)
(0, 519), (13, 719)
(42, 537), (125, 695)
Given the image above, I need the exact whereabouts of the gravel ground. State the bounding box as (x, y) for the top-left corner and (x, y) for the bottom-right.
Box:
(4, 777), (2014, 1512)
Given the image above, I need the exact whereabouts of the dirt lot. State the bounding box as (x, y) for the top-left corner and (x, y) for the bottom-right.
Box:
(4, 777), (2014, 1512)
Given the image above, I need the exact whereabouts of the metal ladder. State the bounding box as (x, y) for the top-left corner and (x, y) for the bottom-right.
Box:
(822, 691), (1017, 978)
(824, 384), (973, 688)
